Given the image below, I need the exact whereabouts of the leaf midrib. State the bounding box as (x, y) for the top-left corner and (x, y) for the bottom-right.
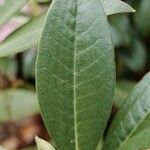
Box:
(73, 0), (78, 150)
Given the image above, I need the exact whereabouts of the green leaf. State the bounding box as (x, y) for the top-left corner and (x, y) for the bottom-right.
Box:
(0, 89), (39, 122)
(114, 80), (136, 108)
(103, 72), (150, 150)
(109, 15), (132, 47)
(0, 14), (45, 57)
(0, 57), (17, 77)
(100, 0), (135, 16)
(23, 49), (36, 79)
(119, 127), (150, 150)
(36, 0), (115, 150)
(0, 0), (26, 27)
(134, 0), (150, 36)
(35, 136), (55, 150)
(121, 39), (147, 72)
(96, 139), (103, 150)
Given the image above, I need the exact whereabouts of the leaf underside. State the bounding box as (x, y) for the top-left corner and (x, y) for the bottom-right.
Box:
(36, 0), (115, 150)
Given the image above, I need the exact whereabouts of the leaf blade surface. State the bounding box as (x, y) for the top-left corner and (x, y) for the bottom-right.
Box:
(36, 0), (115, 150)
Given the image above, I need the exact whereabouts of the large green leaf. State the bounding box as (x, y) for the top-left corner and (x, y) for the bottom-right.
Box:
(36, 0), (115, 150)
(100, 0), (135, 16)
(103, 72), (150, 150)
(0, 14), (45, 57)
(119, 127), (150, 150)
(0, 0), (26, 27)
(0, 89), (39, 122)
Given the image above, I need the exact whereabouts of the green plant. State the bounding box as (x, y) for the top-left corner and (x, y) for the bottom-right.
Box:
(0, 0), (150, 150)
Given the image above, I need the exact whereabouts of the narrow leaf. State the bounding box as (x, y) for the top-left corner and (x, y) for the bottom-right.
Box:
(36, 0), (115, 150)
(0, 0), (26, 27)
(35, 136), (55, 150)
(119, 127), (150, 150)
(103, 72), (150, 150)
(0, 14), (45, 57)
(100, 0), (135, 16)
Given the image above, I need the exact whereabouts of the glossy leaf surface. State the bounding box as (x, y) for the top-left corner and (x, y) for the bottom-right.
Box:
(36, 0), (115, 150)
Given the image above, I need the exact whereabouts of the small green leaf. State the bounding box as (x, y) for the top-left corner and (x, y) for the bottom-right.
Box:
(0, 14), (45, 57)
(119, 127), (150, 150)
(36, 0), (115, 150)
(103, 72), (150, 150)
(0, 0), (26, 27)
(100, 0), (135, 16)
(35, 136), (55, 150)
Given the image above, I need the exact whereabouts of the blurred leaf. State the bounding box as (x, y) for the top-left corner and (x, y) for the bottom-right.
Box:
(0, 0), (26, 27)
(36, 0), (115, 150)
(119, 127), (150, 150)
(103, 72), (150, 150)
(37, 0), (50, 2)
(0, 146), (6, 150)
(35, 136), (55, 150)
(109, 24), (123, 47)
(100, 0), (135, 16)
(23, 49), (36, 79)
(134, 0), (150, 36)
(121, 39), (147, 72)
(0, 57), (17, 77)
(0, 13), (46, 57)
(109, 15), (132, 47)
(114, 80), (136, 107)
(0, 89), (39, 122)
